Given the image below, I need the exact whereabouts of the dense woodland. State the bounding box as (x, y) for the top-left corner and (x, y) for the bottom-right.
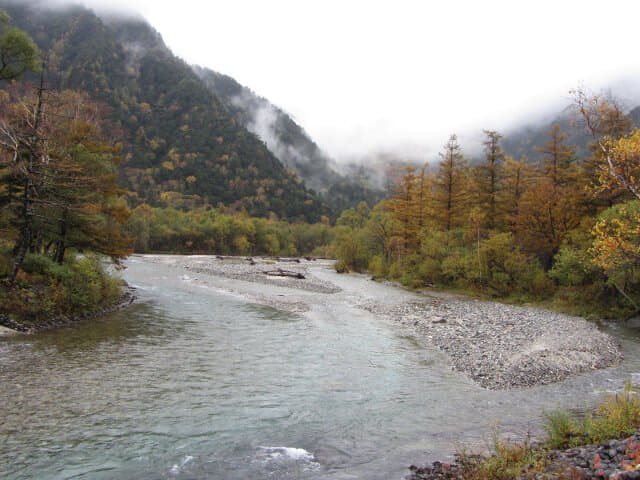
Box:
(331, 98), (640, 318)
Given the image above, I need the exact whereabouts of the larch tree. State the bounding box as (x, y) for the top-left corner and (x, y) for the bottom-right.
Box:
(473, 130), (505, 229)
(535, 124), (576, 188)
(514, 125), (586, 268)
(386, 166), (419, 255)
(500, 155), (534, 226)
(433, 134), (468, 231)
(414, 162), (434, 233)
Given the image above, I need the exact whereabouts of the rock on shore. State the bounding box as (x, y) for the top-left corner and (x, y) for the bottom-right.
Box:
(365, 297), (622, 390)
(407, 432), (640, 479)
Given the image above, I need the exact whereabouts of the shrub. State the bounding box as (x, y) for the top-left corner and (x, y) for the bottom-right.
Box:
(550, 246), (601, 287)
(21, 253), (56, 276)
(544, 410), (585, 449)
(0, 254), (123, 325)
(368, 255), (388, 278)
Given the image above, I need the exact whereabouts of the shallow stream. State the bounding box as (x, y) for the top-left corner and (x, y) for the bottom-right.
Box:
(2, 256), (640, 479)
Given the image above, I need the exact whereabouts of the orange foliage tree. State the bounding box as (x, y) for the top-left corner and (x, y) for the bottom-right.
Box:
(0, 82), (131, 280)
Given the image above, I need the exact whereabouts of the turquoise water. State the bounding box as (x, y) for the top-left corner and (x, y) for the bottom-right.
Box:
(2, 257), (640, 479)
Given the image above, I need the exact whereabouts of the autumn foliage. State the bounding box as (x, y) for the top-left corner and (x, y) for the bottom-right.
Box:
(333, 93), (640, 316)
(0, 73), (131, 325)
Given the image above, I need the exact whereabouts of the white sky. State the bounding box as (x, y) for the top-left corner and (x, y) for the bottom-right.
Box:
(78, 0), (640, 161)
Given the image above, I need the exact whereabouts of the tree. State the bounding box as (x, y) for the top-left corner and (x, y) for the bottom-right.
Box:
(386, 166), (419, 254)
(0, 83), (131, 281)
(473, 130), (505, 229)
(572, 89), (636, 202)
(501, 155), (534, 225)
(433, 134), (468, 230)
(514, 126), (586, 268)
(0, 10), (39, 81)
(535, 124), (576, 188)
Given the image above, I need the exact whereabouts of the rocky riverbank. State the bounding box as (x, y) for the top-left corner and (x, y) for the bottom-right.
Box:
(407, 432), (640, 479)
(140, 255), (623, 390)
(364, 298), (622, 389)
(0, 284), (136, 334)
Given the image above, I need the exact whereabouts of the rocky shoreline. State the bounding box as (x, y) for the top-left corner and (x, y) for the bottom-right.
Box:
(141, 255), (623, 391)
(407, 432), (640, 479)
(0, 284), (137, 334)
(365, 298), (622, 390)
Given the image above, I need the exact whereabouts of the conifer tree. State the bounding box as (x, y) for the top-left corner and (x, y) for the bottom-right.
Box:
(0, 84), (131, 280)
(433, 134), (468, 230)
(501, 155), (534, 226)
(386, 166), (419, 254)
(473, 130), (505, 229)
(514, 126), (586, 268)
(535, 124), (576, 188)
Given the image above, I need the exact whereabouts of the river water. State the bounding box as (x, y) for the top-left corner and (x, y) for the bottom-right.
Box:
(3, 257), (640, 480)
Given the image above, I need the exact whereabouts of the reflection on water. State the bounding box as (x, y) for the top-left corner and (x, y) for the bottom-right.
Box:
(1, 257), (640, 480)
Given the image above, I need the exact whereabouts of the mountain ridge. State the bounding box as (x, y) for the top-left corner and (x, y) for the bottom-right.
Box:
(0, 0), (335, 221)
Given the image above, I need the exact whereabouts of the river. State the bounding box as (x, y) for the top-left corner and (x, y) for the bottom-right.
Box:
(2, 256), (640, 479)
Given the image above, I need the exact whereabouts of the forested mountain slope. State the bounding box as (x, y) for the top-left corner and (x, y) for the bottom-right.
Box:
(0, 0), (330, 221)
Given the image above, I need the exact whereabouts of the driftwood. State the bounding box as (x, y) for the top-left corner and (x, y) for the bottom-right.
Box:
(215, 255), (255, 265)
(263, 268), (305, 279)
(267, 257), (300, 263)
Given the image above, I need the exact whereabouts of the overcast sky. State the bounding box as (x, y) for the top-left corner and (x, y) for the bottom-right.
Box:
(76, 0), (640, 161)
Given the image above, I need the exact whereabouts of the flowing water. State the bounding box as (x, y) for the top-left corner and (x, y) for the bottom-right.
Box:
(3, 256), (640, 480)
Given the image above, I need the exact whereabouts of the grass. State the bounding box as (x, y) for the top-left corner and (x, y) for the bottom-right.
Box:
(452, 383), (640, 480)
(455, 434), (549, 480)
(544, 382), (640, 450)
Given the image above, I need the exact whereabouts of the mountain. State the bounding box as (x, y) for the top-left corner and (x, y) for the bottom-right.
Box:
(193, 66), (384, 211)
(501, 105), (640, 166)
(1, 0), (332, 221)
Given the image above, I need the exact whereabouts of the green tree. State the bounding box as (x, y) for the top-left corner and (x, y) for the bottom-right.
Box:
(0, 10), (39, 81)
(0, 84), (131, 280)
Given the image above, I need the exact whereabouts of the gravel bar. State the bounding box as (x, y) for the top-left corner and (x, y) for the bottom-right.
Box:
(140, 255), (622, 390)
(365, 296), (622, 389)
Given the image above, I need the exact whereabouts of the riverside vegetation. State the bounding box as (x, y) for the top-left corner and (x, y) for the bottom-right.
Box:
(0, 12), (131, 330)
(409, 383), (640, 479)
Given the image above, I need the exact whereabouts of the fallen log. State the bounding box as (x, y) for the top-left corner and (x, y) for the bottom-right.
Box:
(268, 257), (301, 263)
(263, 268), (305, 279)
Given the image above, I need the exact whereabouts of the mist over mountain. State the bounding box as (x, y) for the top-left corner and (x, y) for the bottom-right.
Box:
(0, 0), (386, 219)
(193, 66), (384, 210)
(1, 0), (377, 220)
(499, 103), (640, 167)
